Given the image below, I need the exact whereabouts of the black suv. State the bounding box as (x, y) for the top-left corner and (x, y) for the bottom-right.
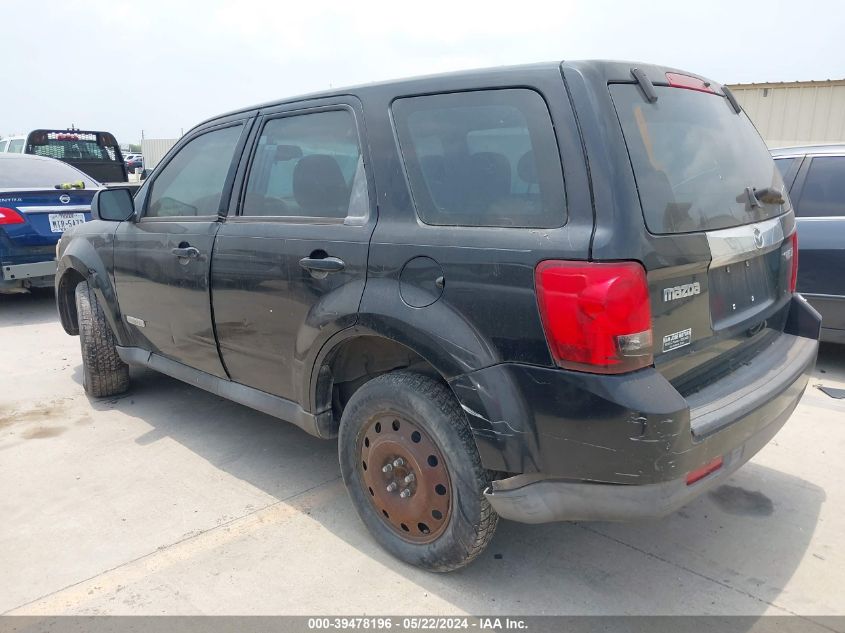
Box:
(56, 61), (820, 571)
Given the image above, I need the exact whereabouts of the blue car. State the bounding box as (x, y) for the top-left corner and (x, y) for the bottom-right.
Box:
(0, 153), (97, 293)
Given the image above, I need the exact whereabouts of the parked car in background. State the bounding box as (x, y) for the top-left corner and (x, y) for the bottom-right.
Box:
(772, 145), (845, 344)
(0, 135), (26, 153)
(1, 154), (97, 293)
(56, 61), (819, 571)
(0, 129), (127, 183)
(125, 156), (144, 173)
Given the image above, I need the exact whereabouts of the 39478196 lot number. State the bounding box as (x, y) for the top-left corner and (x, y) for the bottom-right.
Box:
(48, 213), (86, 233)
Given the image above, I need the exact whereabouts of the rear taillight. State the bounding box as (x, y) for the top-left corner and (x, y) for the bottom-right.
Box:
(0, 207), (25, 225)
(788, 231), (799, 293)
(535, 261), (653, 374)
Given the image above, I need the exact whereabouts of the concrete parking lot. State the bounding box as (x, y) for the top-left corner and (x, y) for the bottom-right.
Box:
(1, 290), (844, 618)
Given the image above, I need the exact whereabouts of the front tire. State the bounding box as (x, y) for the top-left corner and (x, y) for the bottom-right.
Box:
(75, 281), (129, 398)
(338, 371), (497, 571)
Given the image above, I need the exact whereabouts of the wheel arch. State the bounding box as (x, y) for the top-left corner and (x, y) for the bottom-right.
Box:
(311, 328), (450, 425)
(309, 320), (528, 474)
(56, 267), (86, 335)
(56, 243), (129, 345)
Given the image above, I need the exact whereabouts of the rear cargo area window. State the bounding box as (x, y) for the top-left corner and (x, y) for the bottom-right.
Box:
(392, 89), (566, 228)
(795, 156), (845, 217)
(610, 84), (787, 234)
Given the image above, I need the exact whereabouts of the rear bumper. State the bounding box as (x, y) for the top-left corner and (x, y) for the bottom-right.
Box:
(2, 260), (57, 280)
(485, 377), (805, 523)
(451, 295), (820, 523)
(1, 260), (57, 289)
(802, 294), (845, 344)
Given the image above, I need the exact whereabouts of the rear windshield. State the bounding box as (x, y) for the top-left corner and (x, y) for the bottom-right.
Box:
(0, 157), (99, 188)
(27, 132), (120, 162)
(610, 84), (786, 234)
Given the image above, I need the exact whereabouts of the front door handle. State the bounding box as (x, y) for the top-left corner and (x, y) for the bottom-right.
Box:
(172, 246), (200, 259)
(299, 256), (345, 275)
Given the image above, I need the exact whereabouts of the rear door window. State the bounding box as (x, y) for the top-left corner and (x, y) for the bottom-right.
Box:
(7, 139), (24, 153)
(794, 156), (845, 217)
(611, 84), (787, 234)
(243, 109), (366, 220)
(392, 89), (566, 228)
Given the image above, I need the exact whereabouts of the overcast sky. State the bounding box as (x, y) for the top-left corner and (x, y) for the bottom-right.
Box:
(2, 0), (843, 144)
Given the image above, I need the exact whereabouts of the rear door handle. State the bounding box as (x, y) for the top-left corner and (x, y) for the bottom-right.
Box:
(299, 256), (345, 274)
(172, 246), (200, 259)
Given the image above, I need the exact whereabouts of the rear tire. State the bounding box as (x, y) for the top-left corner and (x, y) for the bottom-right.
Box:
(75, 281), (129, 398)
(338, 371), (497, 572)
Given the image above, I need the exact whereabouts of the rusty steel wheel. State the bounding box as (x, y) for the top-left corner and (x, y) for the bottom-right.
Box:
(359, 414), (452, 543)
(339, 371), (498, 571)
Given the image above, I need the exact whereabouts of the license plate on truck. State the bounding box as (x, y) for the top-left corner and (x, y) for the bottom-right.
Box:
(48, 213), (86, 233)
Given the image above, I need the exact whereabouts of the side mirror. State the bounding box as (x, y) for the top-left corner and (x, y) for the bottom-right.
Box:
(91, 187), (135, 222)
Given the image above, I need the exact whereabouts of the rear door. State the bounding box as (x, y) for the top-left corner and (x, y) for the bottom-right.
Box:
(211, 98), (375, 403)
(113, 119), (251, 377)
(606, 75), (796, 388)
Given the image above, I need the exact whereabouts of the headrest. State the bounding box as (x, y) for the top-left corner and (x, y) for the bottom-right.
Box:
(293, 154), (349, 216)
(517, 151), (537, 184)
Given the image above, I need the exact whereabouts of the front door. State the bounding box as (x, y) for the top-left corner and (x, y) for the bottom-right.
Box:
(211, 101), (375, 403)
(113, 120), (249, 377)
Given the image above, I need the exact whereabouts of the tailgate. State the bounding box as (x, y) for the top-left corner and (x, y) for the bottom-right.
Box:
(608, 73), (797, 390)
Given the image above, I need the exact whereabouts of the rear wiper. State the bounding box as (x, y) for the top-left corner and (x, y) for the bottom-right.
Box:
(736, 186), (785, 208)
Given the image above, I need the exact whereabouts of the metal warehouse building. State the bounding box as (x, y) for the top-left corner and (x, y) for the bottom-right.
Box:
(726, 79), (845, 149)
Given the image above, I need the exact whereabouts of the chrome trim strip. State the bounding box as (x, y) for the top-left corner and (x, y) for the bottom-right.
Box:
(797, 216), (845, 221)
(18, 205), (90, 213)
(800, 292), (844, 300)
(706, 216), (785, 267)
